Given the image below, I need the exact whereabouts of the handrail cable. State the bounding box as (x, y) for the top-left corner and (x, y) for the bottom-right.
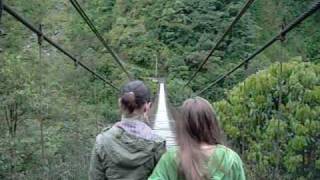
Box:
(183, 0), (256, 88)
(3, 3), (120, 92)
(0, 0), (3, 35)
(0, 0), (3, 23)
(37, 23), (46, 168)
(196, 0), (320, 96)
(69, 0), (133, 80)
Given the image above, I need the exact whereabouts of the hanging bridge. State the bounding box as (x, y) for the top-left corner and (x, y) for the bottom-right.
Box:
(1, 0), (320, 179)
(152, 82), (176, 148)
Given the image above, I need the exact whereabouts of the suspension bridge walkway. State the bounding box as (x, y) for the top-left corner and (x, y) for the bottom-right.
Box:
(152, 82), (176, 148)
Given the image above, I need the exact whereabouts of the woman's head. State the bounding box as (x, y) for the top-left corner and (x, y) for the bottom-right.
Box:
(176, 97), (223, 180)
(120, 80), (151, 115)
(178, 97), (222, 145)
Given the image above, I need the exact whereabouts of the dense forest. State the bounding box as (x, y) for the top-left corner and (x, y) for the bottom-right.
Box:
(0, 0), (319, 179)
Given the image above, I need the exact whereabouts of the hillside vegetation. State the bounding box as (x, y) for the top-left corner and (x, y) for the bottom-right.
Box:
(0, 0), (319, 179)
(215, 60), (320, 179)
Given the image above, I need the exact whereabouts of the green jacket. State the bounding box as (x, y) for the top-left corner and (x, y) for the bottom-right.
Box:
(89, 121), (166, 180)
(149, 145), (245, 180)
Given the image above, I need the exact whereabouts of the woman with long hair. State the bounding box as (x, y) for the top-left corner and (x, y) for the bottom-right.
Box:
(149, 97), (245, 180)
(89, 80), (166, 180)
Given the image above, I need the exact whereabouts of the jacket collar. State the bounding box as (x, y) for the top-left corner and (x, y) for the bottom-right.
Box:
(115, 115), (160, 141)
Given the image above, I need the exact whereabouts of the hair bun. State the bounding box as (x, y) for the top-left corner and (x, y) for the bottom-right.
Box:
(120, 80), (150, 114)
(121, 92), (137, 113)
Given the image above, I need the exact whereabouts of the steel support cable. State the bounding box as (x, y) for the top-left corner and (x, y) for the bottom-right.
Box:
(37, 24), (48, 177)
(275, 18), (286, 177)
(0, 0), (3, 22)
(3, 3), (120, 92)
(275, 54), (284, 178)
(0, 0), (3, 35)
(69, 0), (133, 80)
(183, 0), (256, 88)
(196, 0), (320, 96)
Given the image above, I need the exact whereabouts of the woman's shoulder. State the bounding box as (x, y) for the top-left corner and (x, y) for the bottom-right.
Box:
(213, 145), (239, 156)
(95, 125), (140, 143)
(159, 147), (178, 162)
(157, 145), (241, 162)
(209, 145), (244, 171)
(167, 147), (178, 155)
(96, 126), (114, 144)
(96, 125), (166, 151)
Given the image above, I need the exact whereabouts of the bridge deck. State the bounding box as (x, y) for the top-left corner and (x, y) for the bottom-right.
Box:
(152, 83), (176, 148)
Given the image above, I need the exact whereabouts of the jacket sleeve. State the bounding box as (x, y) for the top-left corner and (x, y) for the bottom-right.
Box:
(89, 142), (107, 180)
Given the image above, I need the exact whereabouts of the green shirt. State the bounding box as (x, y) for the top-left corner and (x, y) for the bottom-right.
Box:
(149, 145), (245, 180)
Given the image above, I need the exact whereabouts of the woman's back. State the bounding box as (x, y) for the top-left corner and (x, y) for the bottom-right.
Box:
(149, 97), (245, 180)
(89, 80), (166, 180)
(90, 120), (165, 180)
(149, 145), (245, 180)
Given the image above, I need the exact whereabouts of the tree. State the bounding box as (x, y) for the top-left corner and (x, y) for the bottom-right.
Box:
(215, 60), (320, 179)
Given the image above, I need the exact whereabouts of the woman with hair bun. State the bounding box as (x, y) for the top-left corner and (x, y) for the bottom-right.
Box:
(89, 80), (166, 180)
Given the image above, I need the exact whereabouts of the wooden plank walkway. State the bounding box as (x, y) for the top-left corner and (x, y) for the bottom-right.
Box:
(152, 83), (176, 148)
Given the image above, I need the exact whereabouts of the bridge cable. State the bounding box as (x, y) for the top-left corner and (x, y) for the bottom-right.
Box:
(69, 0), (133, 80)
(94, 81), (99, 132)
(183, 0), (256, 88)
(196, 0), (320, 96)
(3, 3), (120, 92)
(0, 0), (3, 35)
(275, 14), (287, 177)
(37, 24), (48, 177)
(0, 0), (3, 23)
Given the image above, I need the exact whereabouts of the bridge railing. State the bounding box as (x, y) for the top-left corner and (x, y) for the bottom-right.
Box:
(148, 80), (160, 128)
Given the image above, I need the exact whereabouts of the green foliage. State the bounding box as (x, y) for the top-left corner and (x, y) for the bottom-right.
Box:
(215, 61), (320, 179)
(1, 0), (320, 179)
(0, 0), (122, 178)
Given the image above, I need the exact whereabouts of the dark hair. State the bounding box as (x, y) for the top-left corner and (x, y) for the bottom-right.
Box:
(176, 97), (223, 180)
(120, 80), (151, 114)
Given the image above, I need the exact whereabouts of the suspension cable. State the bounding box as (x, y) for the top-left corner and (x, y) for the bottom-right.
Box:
(69, 0), (133, 80)
(37, 23), (46, 167)
(196, 0), (320, 96)
(183, 0), (256, 88)
(0, 0), (3, 23)
(0, 0), (3, 35)
(3, 3), (120, 92)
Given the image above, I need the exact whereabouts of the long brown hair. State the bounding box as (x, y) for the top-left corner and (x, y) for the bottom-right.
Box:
(176, 97), (223, 180)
